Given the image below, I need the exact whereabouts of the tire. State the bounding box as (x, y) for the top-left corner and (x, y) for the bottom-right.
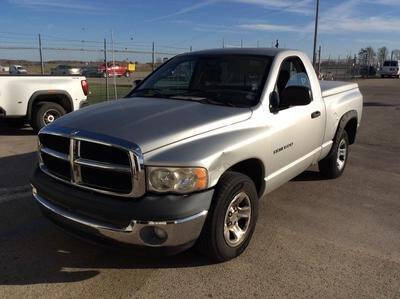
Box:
(125, 72), (130, 78)
(195, 171), (259, 262)
(318, 130), (349, 179)
(31, 102), (66, 132)
(381, 75), (384, 78)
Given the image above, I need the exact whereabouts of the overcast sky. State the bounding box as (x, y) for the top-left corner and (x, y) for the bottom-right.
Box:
(1, 0), (400, 61)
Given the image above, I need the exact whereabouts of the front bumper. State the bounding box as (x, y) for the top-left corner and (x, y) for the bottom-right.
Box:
(33, 188), (207, 248)
(31, 167), (213, 251)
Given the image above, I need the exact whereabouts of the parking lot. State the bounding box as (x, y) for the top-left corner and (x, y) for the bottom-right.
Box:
(0, 79), (399, 297)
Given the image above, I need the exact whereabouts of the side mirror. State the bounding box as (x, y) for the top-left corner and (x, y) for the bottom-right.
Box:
(269, 91), (280, 113)
(133, 79), (142, 87)
(280, 86), (312, 108)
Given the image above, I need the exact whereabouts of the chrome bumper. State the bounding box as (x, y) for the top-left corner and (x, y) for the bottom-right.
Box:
(33, 188), (208, 247)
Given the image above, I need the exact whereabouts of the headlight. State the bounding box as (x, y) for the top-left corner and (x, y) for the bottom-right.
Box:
(147, 167), (208, 193)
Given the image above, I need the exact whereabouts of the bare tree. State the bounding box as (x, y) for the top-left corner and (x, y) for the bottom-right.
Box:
(358, 47), (377, 77)
(377, 47), (388, 65)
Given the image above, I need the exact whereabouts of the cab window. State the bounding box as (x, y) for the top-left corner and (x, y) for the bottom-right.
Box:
(276, 57), (311, 95)
(271, 57), (312, 111)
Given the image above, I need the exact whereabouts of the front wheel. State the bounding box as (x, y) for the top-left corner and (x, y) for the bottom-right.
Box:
(319, 130), (349, 179)
(31, 102), (66, 132)
(195, 171), (259, 262)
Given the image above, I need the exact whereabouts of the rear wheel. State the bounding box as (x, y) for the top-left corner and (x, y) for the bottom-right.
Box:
(195, 171), (259, 262)
(31, 102), (66, 132)
(319, 130), (349, 179)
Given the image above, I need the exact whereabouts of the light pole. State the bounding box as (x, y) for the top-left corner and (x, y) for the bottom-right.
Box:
(312, 0), (320, 67)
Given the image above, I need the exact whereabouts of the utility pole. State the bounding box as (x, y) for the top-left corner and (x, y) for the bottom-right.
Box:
(257, 40), (259, 48)
(104, 38), (109, 100)
(38, 34), (44, 75)
(152, 42), (155, 70)
(222, 38), (225, 48)
(275, 39), (279, 48)
(317, 45), (321, 77)
(111, 30), (117, 100)
(190, 46), (192, 52)
(312, 0), (320, 67)
(240, 39), (243, 48)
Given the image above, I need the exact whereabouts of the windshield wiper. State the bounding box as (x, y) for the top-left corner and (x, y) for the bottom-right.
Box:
(167, 88), (237, 107)
(129, 88), (169, 98)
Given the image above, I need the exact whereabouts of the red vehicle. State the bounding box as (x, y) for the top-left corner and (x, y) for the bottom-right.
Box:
(99, 63), (130, 78)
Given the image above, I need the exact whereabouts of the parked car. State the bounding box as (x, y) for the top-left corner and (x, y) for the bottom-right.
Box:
(31, 48), (363, 261)
(81, 66), (102, 78)
(380, 60), (400, 78)
(9, 65), (28, 75)
(99, 63), (130, 77)
(51, 65), (81, 76)
(0, 75), (88, 131)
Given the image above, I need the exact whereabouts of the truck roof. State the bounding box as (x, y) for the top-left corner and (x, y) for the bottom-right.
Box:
(181, 47), (292, 57)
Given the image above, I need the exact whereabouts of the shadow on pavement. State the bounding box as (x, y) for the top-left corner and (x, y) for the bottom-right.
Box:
(0, 120), (35, 136)
(0, 152), (37, 188)
(363, 102), (398, 107)
(292, 170), (329, 182)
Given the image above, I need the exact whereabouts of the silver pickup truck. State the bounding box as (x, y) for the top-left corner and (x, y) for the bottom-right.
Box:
(31, 48), (363, 261)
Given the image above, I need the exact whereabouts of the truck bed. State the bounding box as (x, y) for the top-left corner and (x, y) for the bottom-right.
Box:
(320, 81), (358, 98)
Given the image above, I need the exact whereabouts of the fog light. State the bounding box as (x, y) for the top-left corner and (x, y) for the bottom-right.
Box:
(153, 226), (167, 240)
(139, 226), (168, 245)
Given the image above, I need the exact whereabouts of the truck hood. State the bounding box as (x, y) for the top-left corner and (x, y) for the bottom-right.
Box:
(53, 97), (252, 153)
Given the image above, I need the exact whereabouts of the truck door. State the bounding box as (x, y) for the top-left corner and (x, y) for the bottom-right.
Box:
(265, 56), (325, 190)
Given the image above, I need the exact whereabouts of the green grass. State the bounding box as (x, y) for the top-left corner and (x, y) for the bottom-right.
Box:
(87, 83), (133, 105)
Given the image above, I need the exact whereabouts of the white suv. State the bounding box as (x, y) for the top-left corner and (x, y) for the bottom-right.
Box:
(9, 65), (28, 75)
(381, 60), (400, 78)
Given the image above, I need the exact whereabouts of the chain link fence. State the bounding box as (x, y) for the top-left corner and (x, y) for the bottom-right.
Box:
(0, 33), (390, 105)
(0, 34), (191, 105)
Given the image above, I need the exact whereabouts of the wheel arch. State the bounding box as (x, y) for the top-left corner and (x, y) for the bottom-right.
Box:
(27, 90), (73, 121)
(224, 158), (265, 197)
(328, 110), (358, 157)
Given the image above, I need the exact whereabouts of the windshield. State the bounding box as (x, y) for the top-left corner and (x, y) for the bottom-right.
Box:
(127, 54), (272, 107)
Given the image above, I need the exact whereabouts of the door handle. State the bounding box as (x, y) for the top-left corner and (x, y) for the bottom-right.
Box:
(311, 111), (321, 119)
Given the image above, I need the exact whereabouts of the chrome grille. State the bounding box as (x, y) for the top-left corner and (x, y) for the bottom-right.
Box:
(38, 127), (145, 198)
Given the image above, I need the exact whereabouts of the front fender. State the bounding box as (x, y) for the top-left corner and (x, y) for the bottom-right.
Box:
(143, 123), (268, 189)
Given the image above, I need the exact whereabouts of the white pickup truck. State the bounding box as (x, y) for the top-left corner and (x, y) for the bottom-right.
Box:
(0, 75), (88, 131)
(31, 48), (363, 261)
